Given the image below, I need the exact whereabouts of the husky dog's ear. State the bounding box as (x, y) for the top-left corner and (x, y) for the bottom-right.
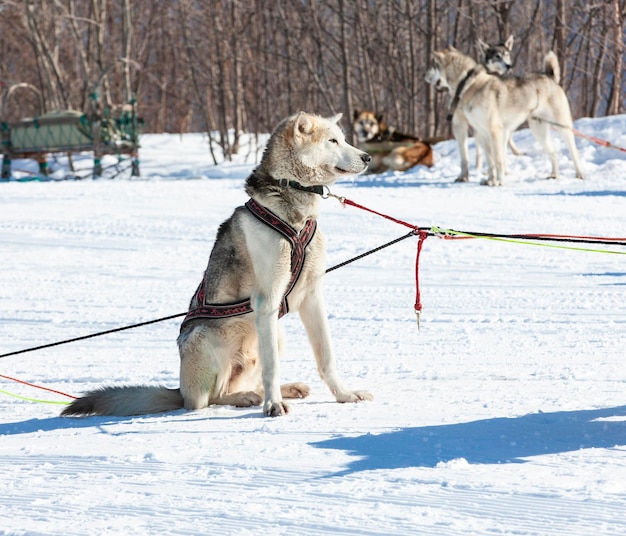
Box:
(353, 109), (360, 120)
(504, 34), (514, 51)
(293, 111), (314, 139)
(328, 113), (343, 125)
(476, 38), (489, 57)
(376, 113), (383, 124)
(432, 51), (445, 65)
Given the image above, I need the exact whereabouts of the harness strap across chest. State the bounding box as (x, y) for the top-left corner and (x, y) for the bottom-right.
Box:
(181, 198), (317, 328)
(447, 67), (477, 121)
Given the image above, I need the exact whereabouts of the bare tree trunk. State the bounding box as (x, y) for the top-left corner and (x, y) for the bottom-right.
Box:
(514, 0), (542, 68)
(177, 1), (218, 164)
(122, 0), (133, 103)
(91, 0), (112, 108)
(212, 12), (232, 160)
(453, 0), (464, 45)
(566, 16), (587, 100)
(354, 1), (375, 118)
(54, 0), (91, 109)
(607, 0), (624, 115)
(339, 0), (354, 140)
(467, 0), (481, 55)
(580, 28), (591, 116)
(24, 1), (67, 109)
(230, 1), (243, 155)
(275, 3), (336, 113)
(554, 0), (566, 84)
(261, 4), (273, 133)
(426, 0), (436, 137)
(592, 30), (609, 117)
(493, 0), (514, 41)
(406, 0), (416, 135)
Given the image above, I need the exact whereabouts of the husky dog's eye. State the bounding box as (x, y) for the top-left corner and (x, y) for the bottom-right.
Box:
(329, 138), (338, 144)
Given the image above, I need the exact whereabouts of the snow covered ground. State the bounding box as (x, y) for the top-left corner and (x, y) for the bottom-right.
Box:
(1, 115), (625, 535)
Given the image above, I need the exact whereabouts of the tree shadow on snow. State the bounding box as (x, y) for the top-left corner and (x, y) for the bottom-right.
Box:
(312, 405), (626, 474)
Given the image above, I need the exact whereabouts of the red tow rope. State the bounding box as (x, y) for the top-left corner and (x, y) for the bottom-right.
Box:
(330, 195), (429, 329)
(414, 230), (429, 329)
(0, 373), (77, 399)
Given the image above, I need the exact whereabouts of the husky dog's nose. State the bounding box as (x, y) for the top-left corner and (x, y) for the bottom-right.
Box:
(361, 153), (371, 164)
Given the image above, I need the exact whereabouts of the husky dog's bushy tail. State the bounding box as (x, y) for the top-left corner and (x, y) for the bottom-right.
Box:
(543, 51), (560, 84)
(62, 386), (184, 417)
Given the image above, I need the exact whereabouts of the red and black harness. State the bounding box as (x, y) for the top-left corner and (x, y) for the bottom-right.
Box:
(181, 197), (317, 329)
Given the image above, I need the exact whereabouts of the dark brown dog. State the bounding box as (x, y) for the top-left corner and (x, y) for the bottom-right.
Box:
(353, 110), (436, 173)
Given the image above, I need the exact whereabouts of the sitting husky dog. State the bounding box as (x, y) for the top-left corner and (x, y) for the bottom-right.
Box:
(426, 36), (521, 182)
(352, 109), (434, 173)
(430, 47), (584, 186)
(62, 112), (373, 418)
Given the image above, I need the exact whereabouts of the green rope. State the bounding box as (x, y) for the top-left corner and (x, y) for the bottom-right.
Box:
(431, 226), (626, 255)
(0, 388), (70, 405)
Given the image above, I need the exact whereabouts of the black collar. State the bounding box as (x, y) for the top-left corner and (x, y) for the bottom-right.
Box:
(249, 170), (326, 196)
(277, 178), (325, 196)
(447, 67), (477, 122)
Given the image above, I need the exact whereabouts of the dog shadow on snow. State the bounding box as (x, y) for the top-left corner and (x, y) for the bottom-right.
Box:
(312, 405), (626, 474)
(0, 409), (261, 437)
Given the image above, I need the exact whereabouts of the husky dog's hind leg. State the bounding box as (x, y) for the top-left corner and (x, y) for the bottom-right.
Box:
(527, 117), (560, 179)
(178, 322), (263, 409)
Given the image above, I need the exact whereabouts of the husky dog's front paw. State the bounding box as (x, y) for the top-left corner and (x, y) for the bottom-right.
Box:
(264, 400), (290, 417)
(233, 392), (263, 407)
(281, 382), (311, 399)
(335, 390), (374, 403)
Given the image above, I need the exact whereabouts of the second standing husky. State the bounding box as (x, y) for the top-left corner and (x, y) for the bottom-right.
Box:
(431, 47), (585, 186)
(426, 37), (521, 182)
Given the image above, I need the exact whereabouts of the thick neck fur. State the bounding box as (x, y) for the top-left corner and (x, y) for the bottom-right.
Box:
(445, 52), (485, 94)
(245, 168), (320, 230)
(243, 114), (331, 229)
(242, 112), (369, 229)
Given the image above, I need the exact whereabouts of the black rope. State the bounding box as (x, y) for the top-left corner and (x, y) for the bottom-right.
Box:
(3, 225), (624, 360)
(326, 230), (417, 273)
(434, 228), (626, 247)
(0, 231), (418, 359)
(0, 313), (187, 359)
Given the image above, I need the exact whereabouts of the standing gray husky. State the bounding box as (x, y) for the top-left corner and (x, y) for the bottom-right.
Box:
(426, 36), (521, 182)
(431, 47), (585, 186)
(62, 112), (373, 418)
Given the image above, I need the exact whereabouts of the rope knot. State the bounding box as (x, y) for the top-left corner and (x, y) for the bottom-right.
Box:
(414, 229), (429, 330)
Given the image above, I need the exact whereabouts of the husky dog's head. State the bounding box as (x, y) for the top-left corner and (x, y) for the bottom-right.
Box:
(430, 47), (479, 92)
(261, 112), (370, 186)
(425, 66), (450, 93)
(477, 35), (514, 75)
(352, 110), (385, 143)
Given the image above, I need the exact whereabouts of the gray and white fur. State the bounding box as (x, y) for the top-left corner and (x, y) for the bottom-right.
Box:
(62, 112), (373, 418)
